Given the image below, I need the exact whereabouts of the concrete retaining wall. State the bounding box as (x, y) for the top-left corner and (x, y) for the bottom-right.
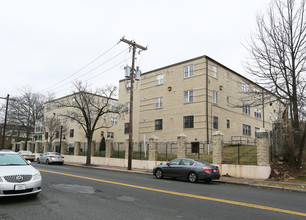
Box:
(218, 164), (271, 180)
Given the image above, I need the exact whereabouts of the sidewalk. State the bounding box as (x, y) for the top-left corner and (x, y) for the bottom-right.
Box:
(64, 162), (306, 193)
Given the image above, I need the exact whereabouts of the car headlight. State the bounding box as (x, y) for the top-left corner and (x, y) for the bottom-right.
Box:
(33, 172), (41, 180)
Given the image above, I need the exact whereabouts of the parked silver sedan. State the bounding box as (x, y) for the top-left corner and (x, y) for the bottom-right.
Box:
(153, 158), (220, 183)
(37, 152), (64, 165)
(0, 150), (42, 197)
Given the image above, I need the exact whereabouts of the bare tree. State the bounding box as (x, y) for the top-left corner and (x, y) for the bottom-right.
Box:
(245, 0), (306, 166)
(43, 114), (68, 150)
(59, 81), (124, 165)
(6, 87), (45, 145)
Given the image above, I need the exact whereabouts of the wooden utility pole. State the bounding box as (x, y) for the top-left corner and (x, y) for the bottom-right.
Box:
(0, 94), (10, 150)
(120, 37), (147, 170)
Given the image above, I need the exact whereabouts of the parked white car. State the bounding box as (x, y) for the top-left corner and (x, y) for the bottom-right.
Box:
(0, 150), (42, 197)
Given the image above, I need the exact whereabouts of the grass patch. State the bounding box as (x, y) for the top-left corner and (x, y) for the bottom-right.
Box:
(223, 145), (257, 165)
(111, 150), (125, 158)
(253, 181), (306, 190)
(186, 154), (212, 163)
(157, 154), (177, 161)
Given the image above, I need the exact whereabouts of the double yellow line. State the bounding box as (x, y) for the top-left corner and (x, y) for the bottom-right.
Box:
(39, 169), (306, 217)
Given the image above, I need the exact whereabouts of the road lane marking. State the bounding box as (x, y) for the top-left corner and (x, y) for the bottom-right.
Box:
(39, 169), (306, 217)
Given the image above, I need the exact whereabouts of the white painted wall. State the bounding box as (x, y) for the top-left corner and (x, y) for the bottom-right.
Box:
(62, 155), (271, 179)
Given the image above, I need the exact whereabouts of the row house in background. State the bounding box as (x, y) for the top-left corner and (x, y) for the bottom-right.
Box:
(43, 92), (119, 151)
(115, 55), (281, 145)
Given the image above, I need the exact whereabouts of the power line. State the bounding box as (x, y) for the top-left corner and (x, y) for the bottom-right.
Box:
(48, 57), (131, 98)
(41, 43), (119, 93)
(46, 48), (129, 94)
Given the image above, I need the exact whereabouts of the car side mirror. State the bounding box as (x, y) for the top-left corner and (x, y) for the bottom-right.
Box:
(27, 160), (31, 165)
(166, 162), (170, 166)
(40, 154), (42, 156)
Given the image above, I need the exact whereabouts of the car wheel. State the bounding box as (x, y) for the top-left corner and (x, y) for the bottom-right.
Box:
(205, 178), (212, 183)
(188, 172), (198, 183)
(46, 159), (50, 165)
(155, 169), (163, 179)
(37, 159), (40, 164)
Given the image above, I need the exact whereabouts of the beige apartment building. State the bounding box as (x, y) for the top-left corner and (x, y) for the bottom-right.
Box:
(44, 92), (119, 150)
(115, 55), (281, 144)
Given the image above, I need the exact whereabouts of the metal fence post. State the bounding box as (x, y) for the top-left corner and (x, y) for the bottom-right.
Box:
(238, 143), (240, 165)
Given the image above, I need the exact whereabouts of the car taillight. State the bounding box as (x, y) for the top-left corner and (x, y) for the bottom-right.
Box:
(50, 156), (55, 158)
(62, 156), (64, 158)
(24, 155), (28, 156)
(202, 168), (212, 172)
(217, 169), (220, 172)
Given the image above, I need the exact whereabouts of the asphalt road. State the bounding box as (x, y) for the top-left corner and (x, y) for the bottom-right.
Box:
(0, 164), (305, 220)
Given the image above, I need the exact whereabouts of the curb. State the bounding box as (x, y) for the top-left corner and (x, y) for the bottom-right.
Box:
(64, 163), (305, 193)
(217, 180), (306, 193)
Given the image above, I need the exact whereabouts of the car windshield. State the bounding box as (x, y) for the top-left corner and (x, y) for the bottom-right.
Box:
(20, 151), (32, 154)
(50, 152), (61, 156)
(194, 159), (210, 166)
(0, 154), (28, 166)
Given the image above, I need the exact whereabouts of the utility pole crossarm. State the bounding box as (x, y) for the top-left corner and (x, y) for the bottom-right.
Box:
(120, 37), (148, 51)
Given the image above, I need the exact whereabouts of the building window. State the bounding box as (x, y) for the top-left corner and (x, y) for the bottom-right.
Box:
(101, 131), (104, 137)
(56, 131), (59, 138)
(156, 97), (163, 108)
(156, 74), (164, 85)
(226, 96), (230, 104)
(184, 116), (194, 128)
(243, 124), (251, 136)
(47, 104), (51, 111)
(70, 129), (74, 138)
(112, 103), (118, 111)
(242, 103), (250, 115)
(184, 90), (194, 103)
(213, 91), (218, 104)
(253, 88), (261, 99)
(124, 123), (129, 134)
(72, 97), (77, 105)
(126, 82), (130, 92)
(126, 102), (130, 113)
(57, 116), (60, 122)
(212, 66), (218, 78)
(242, 81), (250, 93)
(111, 117), (117, 125)
(255, 127), (260, 136)
(107, 132), (114, 139)
(57, 102), (62, 108)
(155, 119), (163, 130)
(227, 119), (230, 129)
(254, 108), (261, 118)
(45, 132), (48, 140)
(71, 113), (76, 121)
(226, 72), (229, 81)
(89, 97), (95, 105)
(184, 65), (194, 78)
(213, 116), (218, 129)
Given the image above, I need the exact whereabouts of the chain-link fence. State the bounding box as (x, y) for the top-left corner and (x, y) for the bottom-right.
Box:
(230, 136), (256, 145)
(222, 143), (257, 165)
(185, 142), (212, 163)
(156, 142), (178, 161)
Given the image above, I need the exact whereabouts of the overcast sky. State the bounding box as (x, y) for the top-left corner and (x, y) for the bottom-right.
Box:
(0, 0), (270, 100)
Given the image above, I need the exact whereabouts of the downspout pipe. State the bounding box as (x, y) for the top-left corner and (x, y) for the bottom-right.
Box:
(206, 57), (209, 144)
